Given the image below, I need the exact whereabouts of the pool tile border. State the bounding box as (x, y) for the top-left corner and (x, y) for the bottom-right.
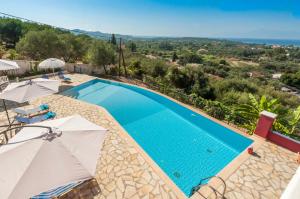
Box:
(86, 77), (264, 198)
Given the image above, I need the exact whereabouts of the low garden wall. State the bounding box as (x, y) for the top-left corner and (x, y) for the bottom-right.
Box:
(254, 111), (300, 153)
(3, 60), (106, 77)
(57, 63), (108, 75)
(268, 131), (300, 153)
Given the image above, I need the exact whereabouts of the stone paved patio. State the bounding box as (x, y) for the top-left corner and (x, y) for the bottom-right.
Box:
(224, 142), (298, 199)
(0, 73), (299, 199)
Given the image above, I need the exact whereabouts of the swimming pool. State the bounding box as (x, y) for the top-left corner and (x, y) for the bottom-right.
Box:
(64, 78), (253, 196)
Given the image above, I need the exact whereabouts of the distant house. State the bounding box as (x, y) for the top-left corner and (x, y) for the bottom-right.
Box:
(272, 45), (281, 48)
(247, 71), (264, 78)
(272, 73), (282, 79)
(146, 55), (157, 59)
(281, 87), (292, 92)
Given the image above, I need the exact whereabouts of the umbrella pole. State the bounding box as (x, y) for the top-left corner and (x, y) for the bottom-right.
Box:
(2, 99), (11, 126)
(2, 99), (12, 140)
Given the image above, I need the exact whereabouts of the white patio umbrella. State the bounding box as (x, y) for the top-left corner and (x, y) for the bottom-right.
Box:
(0, 59), (20, 71)
(0, 78), (59, 103)
(0, 59), (20, 77)
(0, 115), (107, 199)
(281, 166), (300, 199)
(0, 78), (59, 126)
(38, 58), (65, 73)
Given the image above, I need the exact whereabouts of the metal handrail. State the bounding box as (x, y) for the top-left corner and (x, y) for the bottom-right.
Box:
(0, 125), (52, 144)
(190, 176), (226, 198)
(195, 184), (218, 199)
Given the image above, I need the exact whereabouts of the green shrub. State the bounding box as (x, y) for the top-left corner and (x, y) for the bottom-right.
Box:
(204, 101), (229, 120)
(280, 71), (300, 89)
(128, 60), (144, 78)
(150, 61), (167, 77)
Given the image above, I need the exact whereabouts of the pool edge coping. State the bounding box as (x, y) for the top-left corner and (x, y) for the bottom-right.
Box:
(94, 77), (267, 197)
(64, 76), (265, 198)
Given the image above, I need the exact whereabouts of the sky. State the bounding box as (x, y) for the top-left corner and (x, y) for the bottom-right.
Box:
(1, 0), (300, 39)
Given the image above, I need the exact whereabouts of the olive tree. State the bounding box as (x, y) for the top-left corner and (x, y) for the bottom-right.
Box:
(16, 30), (63, 60)
(59, 33), (88, 62)
(0, 18), (22, 47)
(88, 41), (116, 74)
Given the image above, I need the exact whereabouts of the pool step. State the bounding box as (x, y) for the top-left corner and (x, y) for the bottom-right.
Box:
(190, 176), (226, 199)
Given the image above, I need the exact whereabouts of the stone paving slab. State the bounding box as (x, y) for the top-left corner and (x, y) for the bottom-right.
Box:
(224, 141), (298, 199)
(0, 73), (299, 199)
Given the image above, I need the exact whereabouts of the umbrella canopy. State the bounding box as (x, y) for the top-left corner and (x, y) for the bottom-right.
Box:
(38, 58), (65, 69)
(0, 115), (107, 199)
(281, 166), (300, 199)
(0, 78), (59, 103)
(0, 59), (20, 71)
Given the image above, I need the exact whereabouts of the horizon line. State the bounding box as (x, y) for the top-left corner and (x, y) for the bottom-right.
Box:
(1, 11), (300, 42)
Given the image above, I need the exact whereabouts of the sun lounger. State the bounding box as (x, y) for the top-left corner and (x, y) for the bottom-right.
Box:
(15, 111), (56, 124)
(0, 76), (9, 91)
(31, 180), (85, 199)
(42, 74), (49, 79)
(58, 71), (71, 82)
(13, 104), (49, 116)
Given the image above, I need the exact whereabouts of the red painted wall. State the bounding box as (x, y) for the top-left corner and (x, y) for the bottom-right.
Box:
(254, 112), (300, 153)
(267, 131), (300, 153)
(254, 116), (275, 138)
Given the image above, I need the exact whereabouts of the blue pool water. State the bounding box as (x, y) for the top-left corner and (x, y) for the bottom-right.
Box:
(63, 79), (253, 196)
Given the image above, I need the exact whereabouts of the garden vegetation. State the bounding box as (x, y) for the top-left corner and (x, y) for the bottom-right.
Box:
(1, 17), (299, 139)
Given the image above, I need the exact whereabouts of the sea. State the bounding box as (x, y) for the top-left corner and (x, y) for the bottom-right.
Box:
(226, 38), (300, 47)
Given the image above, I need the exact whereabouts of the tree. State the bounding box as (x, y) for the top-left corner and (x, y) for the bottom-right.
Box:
(7, 49), (19, 60)
(0, 18), (23, 47)
(188, 67), (215, 99)
(158, 41), (173, 50)
(129, 60), (143, 78)
(88, 41), (115, 74)
(150, 60), (167, 77)
(167, 67), (190, 88)
(59, 34), (86, 62)
(0, 44), (5, 58)
(172, 52), (178, 62)
(129, 42), (137, 52)
(178, 52), (202, 65)
(76, 34), (93, 63)
(16, 30), (63, 60)
(111, 34), (117, 45)
(167, 66), (215, 99)
(214, 78), (257, 97)
(280, 72), (300, 89)
(219, 59), (227, 65)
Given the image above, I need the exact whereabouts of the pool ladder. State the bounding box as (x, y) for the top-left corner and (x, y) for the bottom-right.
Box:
(190, 176), (226, 198)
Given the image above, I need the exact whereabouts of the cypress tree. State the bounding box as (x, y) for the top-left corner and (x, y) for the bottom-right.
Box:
(111, 34), (117, 45)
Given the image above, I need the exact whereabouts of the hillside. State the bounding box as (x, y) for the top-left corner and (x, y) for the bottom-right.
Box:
(1, 16), (300, 139)
(71, 29), (137, 40)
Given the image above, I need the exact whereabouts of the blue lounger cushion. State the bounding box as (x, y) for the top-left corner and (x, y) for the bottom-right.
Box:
(45, 111), (56, 119)
(15, 111), (56, 124)
(58, 71), (71, 81)
(14, 104), (50, 116)
(40, 104), (49, 110)
(42, 74), (49, 79)
(32, 181), (84, 199)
